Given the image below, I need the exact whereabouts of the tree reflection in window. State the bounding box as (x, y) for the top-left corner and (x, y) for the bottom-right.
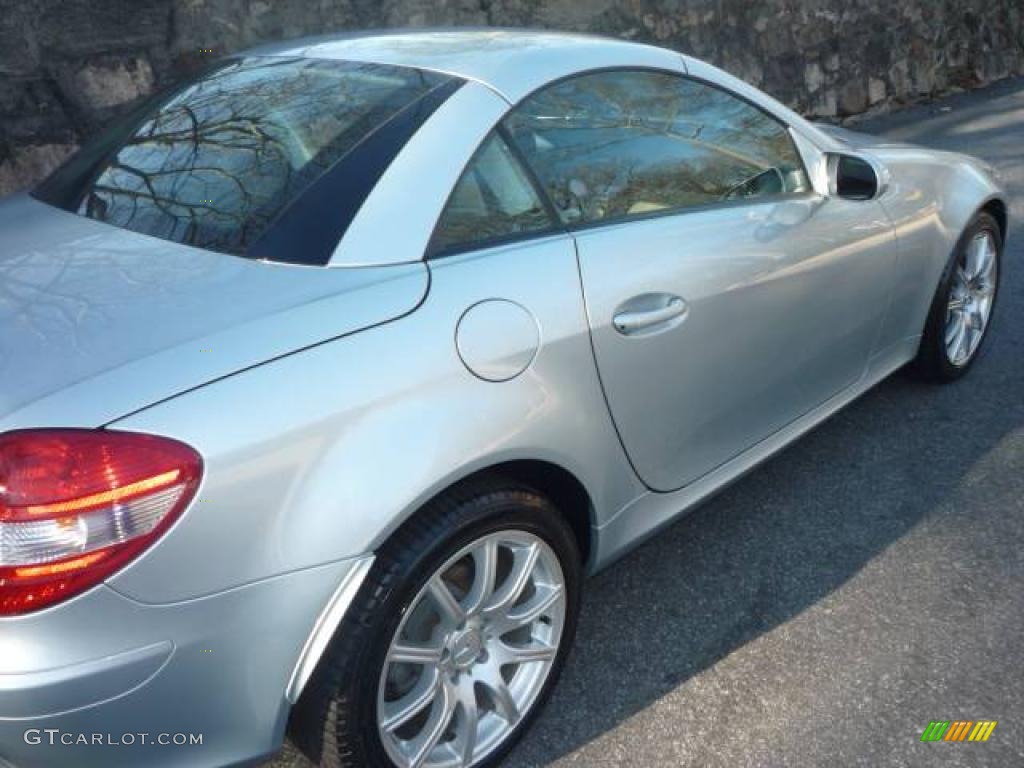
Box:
(430, 133), (554, 254)
(503, 70), (811, 225)
(39, 58), (444, 258)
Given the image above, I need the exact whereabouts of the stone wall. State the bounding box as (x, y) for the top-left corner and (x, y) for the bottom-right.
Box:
(1, 0), (1022, 196)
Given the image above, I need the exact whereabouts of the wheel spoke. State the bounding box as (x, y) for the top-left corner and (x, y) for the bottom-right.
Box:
(381, 669), (442, 733)
(976, 235), (996, 280)
(463, 539), (498, 616)
(481, 676), (521, 726)
(955, 322), (973, 363)
(495, 639), (558, 666)
(500, 584), (564, 632)
(485, 542), (540, 617)
(409, 682), (456, 768)
(945, 311), (965, 348)
(974, 244), (991, 280)
(965, 235), (985, 278)
(428, 576), (466, 626)
(456, 680), (479, 765)
(956, 265), (971, 290)
(389, 643), (445, 666)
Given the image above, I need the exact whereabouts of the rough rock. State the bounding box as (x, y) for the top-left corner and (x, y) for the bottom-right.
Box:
(1, 0), (1022, 195)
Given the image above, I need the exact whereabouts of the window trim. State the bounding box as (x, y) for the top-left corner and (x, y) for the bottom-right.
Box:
(425, 65), (817, 261)
(248, 75), (463, 264)
(497, 123), (565, 228)
(502, 67), (817, 236)
(563, 189), (819, 239)
(424, 126), (566, 261)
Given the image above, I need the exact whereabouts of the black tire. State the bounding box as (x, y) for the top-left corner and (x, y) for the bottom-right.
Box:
(288, 477), (582, 768)
(912, 211), (1002, 383)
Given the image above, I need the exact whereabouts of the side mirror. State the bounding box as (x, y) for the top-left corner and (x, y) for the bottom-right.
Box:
(828, 153), (887, 201)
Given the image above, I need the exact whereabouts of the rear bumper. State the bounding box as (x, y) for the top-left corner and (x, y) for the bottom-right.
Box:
(0, 558), (363, 768)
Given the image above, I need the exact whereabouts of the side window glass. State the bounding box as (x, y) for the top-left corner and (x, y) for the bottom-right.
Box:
(502, 70), (811, 226)
(430, 132), (555, 255)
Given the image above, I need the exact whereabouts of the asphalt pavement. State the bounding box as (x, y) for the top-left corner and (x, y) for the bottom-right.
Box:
(271, 76), (1024, 768)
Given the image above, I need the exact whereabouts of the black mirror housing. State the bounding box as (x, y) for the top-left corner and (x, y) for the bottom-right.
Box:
(829, 154), (882, 201)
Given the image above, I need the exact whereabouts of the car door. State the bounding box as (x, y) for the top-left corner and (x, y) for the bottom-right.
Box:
(502, 69), (897, 492)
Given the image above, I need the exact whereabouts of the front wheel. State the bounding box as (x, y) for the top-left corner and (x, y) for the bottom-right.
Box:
(913, 211), (1002, 382)
(289, 479), (582, 768)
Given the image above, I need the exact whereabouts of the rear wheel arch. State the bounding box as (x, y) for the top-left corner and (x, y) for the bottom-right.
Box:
(397, 459), (595, 570)
(285, 457), (594, 699)
(288, 468), (586, 767)
(471, 459), (594, 568)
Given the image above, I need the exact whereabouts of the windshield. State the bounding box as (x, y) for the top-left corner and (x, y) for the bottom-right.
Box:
(33, 57), (457, 265)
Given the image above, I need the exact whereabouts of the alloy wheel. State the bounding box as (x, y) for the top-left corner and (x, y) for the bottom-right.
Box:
(945, 230), (998, 367)
(377, 530), (566, 768)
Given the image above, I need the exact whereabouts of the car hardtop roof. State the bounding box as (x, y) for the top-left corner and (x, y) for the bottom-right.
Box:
(241, 27), (686, 104)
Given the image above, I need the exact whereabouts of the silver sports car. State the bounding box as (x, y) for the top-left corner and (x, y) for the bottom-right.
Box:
(0, 28), (1007, 768)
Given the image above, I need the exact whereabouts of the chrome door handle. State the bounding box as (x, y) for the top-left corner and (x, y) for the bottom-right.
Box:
(613, 296), (688, 335)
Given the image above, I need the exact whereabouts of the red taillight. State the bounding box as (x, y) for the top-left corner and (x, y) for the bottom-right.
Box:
(0, 430), (201, 616)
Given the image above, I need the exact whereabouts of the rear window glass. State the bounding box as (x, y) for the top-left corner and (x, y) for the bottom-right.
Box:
(33, 57), (455, 265)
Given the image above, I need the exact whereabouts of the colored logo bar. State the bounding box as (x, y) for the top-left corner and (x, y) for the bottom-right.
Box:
(921, 720), (997, 742)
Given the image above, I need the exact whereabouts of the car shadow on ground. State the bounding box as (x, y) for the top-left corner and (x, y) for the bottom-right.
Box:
(506, 361), (1022, 766)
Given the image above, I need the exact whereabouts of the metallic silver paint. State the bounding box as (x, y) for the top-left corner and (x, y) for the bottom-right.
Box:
(0, 30), (1007, 768)
(611, 294), (689, 337)
(0, 195), (429, 430)
(575, 194), (897, 491)
(592, 335), (921, 566)
(0, 559), (362, 768)
(455, 300), (540, 382)
(0, 641), (172, 719)
(105, 234), (635, 601)
(247, 29), (687, 105)
(868, 146), (1005, 349)
(329, 83), (511, 268)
